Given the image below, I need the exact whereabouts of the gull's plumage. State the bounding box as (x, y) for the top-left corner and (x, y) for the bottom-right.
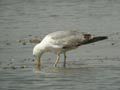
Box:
(38, 31), (86, 53)
(33, 31), (92, 69)
(33, 30), (107, 69)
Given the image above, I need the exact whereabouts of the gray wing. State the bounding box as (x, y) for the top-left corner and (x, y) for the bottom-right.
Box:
(48, 31), (85, 49)
(46, 31), (108, 50)
(48, 31), (82, 40)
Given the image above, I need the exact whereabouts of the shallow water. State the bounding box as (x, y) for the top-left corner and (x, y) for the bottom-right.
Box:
(0, 0), (120, 90)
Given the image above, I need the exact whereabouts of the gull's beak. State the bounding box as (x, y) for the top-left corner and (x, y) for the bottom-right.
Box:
(36, 56), (41, 70)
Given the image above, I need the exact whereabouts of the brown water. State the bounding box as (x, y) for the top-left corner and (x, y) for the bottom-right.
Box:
(0, 0), (120, 90)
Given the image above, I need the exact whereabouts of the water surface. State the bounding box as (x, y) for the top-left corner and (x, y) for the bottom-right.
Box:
(0, 0), (120, 90)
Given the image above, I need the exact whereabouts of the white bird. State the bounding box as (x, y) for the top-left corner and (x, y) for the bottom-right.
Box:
(33, 31), (107, 69)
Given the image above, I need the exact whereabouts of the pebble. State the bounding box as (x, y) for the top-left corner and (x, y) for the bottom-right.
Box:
(1, 66), (16, 70)
(18, 40), (23, 43)
(22, 42), (27, 45)
(11, 66), (17, 69)
(28, 34), (32, 37)
(20, 65), (27, 69)
(6, 42), (11, 45)
(111, 43), (115, 45)
(18, 36), (41, 45)
(32, 59), (35, 62)
(29, 38), (41, 43)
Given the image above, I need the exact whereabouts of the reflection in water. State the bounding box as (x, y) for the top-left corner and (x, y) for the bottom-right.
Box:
(33, 66), (93, 76)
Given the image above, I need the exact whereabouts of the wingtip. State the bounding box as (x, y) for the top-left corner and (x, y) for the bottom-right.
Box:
(96, 36), (108, 40)
(81, 36), (108, 45)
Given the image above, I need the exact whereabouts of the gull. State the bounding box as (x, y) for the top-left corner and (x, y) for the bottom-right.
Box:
(33, 31), (107, 69)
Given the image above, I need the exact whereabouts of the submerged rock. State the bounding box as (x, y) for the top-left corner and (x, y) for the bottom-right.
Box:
(18, 39), (27, 45)
(18, 36), (41, 45)
(22, 42), (27, 45)
(20, 65), (28, 69)
(32, 59), (35, 62)
(11, 66), (17, 69)
(111, 43), (115, 46)
(6, 42), (11, 45)
(1, 65), (28, 70)
(29, 37), (41, 43)
(28, 34), (32, 37)
(1, 66), (17, 70)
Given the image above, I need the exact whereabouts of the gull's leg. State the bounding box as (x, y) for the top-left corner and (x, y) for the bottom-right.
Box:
(54, 54), (60, 67)
(36, 56), (41, 70)
(63, 52), (66, 68)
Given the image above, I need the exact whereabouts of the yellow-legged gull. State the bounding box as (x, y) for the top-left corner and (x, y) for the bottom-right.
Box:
(33, 31), (107, 69)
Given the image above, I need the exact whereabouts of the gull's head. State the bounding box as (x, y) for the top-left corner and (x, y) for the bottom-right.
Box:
(33, 43), (44, 70)
(33, 44), (39, 57)
(33, 44), (43, 57)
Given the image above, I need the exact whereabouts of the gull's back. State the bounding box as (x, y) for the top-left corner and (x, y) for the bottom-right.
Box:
(47, 31), (83, 40)
(40, 31), (86, 53)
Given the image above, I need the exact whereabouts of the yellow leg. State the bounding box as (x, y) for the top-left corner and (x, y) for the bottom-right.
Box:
(36, 58), (41, 70)
(54, 54), (60, 67)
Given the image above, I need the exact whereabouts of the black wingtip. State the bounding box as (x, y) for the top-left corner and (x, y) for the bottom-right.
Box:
(81, 36), (108, 45)
(94, 36), (108, 41)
